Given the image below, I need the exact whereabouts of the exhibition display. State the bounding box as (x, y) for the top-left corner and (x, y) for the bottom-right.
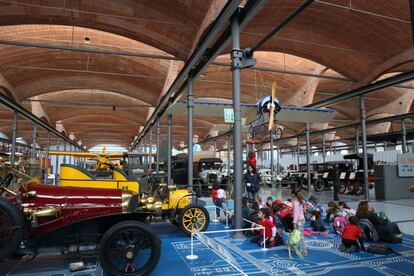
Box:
(0, 0), (412, 275)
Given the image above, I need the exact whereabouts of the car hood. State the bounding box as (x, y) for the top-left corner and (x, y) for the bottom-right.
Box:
(21, 183), (122, 208)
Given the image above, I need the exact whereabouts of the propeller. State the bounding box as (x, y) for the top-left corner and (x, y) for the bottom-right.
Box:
(268, 82), (276, 131)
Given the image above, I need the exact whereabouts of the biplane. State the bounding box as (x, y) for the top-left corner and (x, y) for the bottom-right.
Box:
(167, 82), (336, 168)
(167, 83), (335, 133)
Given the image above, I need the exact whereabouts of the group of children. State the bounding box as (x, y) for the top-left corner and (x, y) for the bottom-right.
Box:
(212, 181), (401, 256)
(212, 187), (372, 257)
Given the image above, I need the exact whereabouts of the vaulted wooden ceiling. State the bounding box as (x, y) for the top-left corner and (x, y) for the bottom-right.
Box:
(0, 0), (412, 149)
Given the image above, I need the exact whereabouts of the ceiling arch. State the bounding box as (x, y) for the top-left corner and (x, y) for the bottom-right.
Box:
(15, 74), (161, 105)
(242, 0), (411, 81)
(0, 0), (216, 59)
(0, 1), (412, 148)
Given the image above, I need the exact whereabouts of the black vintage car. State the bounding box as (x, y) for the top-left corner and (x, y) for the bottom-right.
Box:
(168, 152), (230, 195)
(289, 154), (374, 195)
(287, 161), (354, 192)
(341, 153), (375, 195)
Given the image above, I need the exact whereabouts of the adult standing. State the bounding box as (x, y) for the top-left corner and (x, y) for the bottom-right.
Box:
(244, 164), (260, 202)
(332, 164), (340, 201)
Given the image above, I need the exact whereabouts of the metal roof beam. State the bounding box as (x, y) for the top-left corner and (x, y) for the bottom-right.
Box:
(0, 93), (83, 151)
(131, 0), (268, 149)
(307, 70), (414, 108)
(0, 39), (183, 61)
(198, 111), (414, 146)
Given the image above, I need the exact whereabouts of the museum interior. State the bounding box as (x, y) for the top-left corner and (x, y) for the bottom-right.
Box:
(0, 0), (414, 275)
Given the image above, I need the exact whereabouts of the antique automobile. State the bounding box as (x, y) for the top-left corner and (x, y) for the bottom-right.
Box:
(48, 148), (150, 180)
(259, 168), (272, 186)
(58, 163), (210, 235)
(137, 171), (210, 235)
(198, 157), (227, 189)
(289, 161), (354, 191)
(341, 153), (375, 195)
(0, 162), (160, 276)
(171, 151), (229, 195)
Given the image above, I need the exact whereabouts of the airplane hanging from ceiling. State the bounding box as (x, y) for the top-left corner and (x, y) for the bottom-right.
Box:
(167, 82), (336, 134)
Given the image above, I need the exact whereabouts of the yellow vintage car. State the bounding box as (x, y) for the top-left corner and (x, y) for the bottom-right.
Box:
(58, 164), (208, 234)
(49, 149), (209, 235)
(60, 164), (139, 193)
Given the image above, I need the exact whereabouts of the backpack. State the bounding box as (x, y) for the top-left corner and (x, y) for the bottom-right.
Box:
(304, 206), (320, 220)
(333, 216), (348, 235)
(359, 218), (380, 242)
(375, 211), (391, 224)
(278, 208), (293, 219)
(367, 244), (396, 255)
(288, 229), (302, 246)
(287, 229), (303, 258)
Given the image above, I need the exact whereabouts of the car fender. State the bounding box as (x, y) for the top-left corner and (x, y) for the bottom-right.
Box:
(25, 212), (151, 249)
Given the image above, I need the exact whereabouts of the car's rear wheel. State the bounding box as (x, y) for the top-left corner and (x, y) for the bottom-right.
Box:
(300, 178), (308, 190)
(313, 179), (324, 192)
(339, 181), (347, 194)
(0, 197), (24, 261)
(355, 184), (365, 196)
(178, 204), (210, 235)
(99, 221), (160, 276)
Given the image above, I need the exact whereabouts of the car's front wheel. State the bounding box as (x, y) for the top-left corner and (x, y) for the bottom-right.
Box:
(178, 204), (210, 235)
(99, 220), (161, 276)
(0, 197), (24, 261)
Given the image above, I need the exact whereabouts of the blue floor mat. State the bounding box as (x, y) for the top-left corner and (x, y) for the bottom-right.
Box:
(1, 220), (414, 276)
(154, 220), (414, 276)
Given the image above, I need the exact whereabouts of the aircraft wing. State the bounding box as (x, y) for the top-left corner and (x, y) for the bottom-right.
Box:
(274, 105), (335, 124)
(47, 151), (99, 158)
(167, 99), (335, 124)
(108, 153), (125, 159)
(166, 100), (257, 121)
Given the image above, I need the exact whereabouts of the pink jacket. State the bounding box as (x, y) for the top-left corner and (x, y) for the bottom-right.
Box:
(293, 199), (305, 224)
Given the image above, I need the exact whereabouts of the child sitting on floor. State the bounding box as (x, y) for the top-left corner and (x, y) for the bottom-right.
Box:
(338, 201), (356, 218)
(266, 196), (275, 223)
(325, 201), (340, 223)
(255, 195), (265, 208)
(251, 208), (283, 247)
(248, 203), (260, 236)
(340, 216), (365, 253)
(310, 209), (328, 234)
(274, 199), (294, 232)
(242, 197), (251, 228)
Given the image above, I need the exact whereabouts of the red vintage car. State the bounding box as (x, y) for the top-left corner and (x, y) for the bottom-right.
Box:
(0, 170), (160, 276)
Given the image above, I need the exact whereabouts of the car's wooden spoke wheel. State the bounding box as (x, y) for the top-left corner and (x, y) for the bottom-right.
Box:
(0, 197), (24, 260)
(0, 209), (13, 249)
(99, 221), (160, 276)
(178, 204), (210, 235)
(182, 208), (206, 232)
